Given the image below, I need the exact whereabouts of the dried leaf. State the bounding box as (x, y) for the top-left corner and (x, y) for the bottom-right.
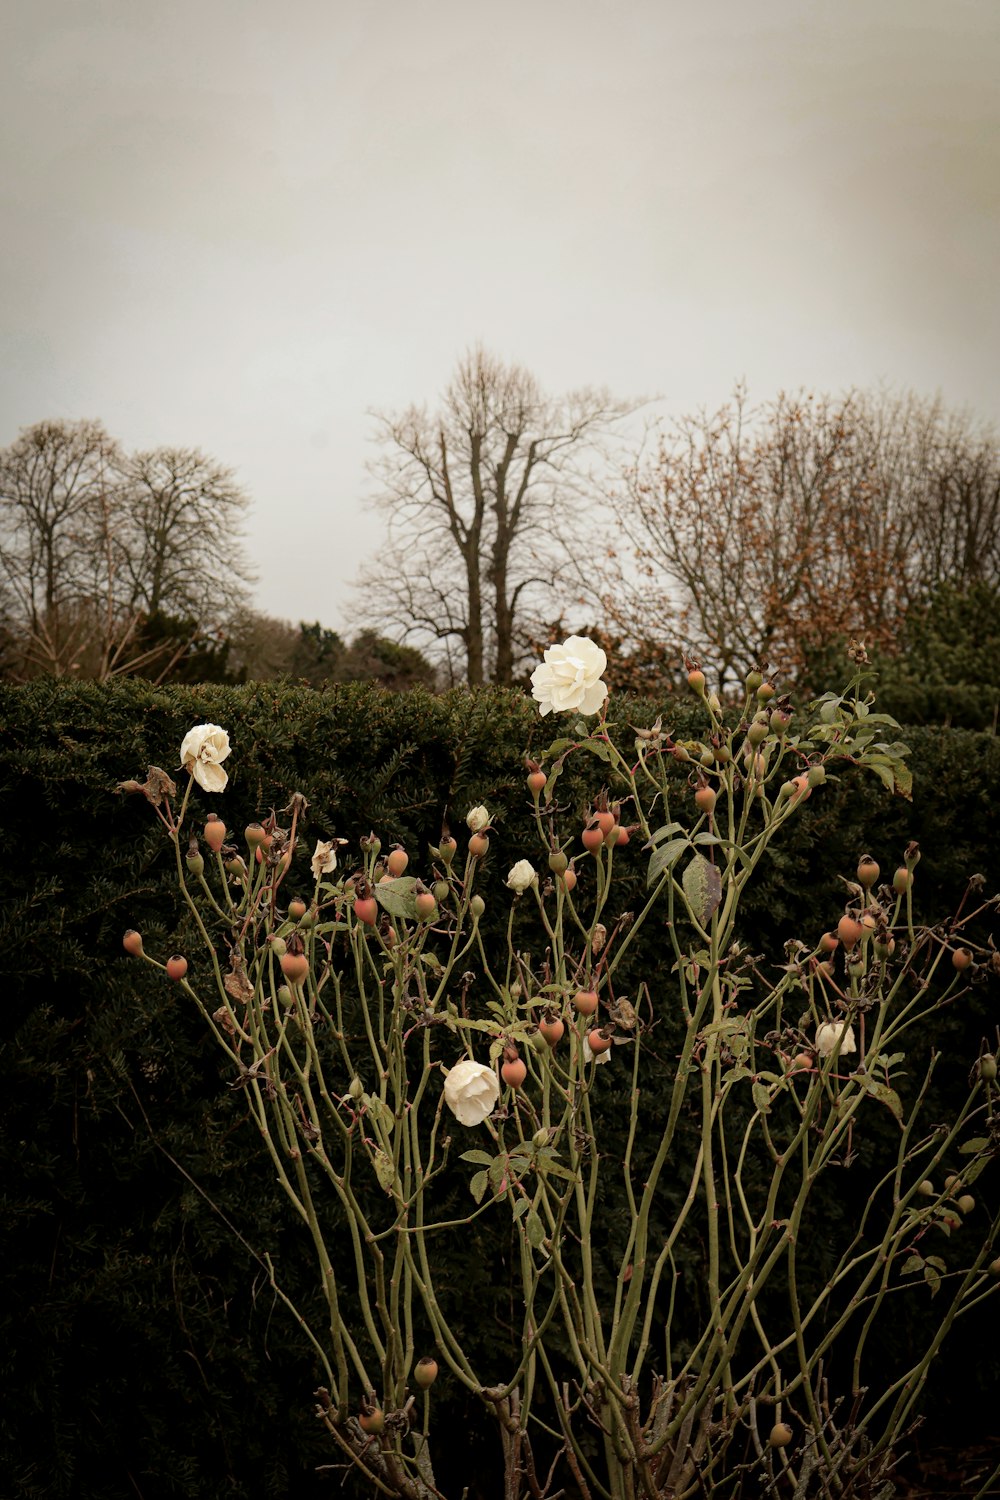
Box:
(224, 955), (254, 1005)
(372, 1148), (395, 1192)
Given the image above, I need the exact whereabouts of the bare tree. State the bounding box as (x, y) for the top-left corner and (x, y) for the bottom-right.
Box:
(0, 419), (129, 676)
(360, 347), (636, 685)
(118, 447), (255, 623)
(0, 421), (255, 680)
(600, 388), (1000, 689)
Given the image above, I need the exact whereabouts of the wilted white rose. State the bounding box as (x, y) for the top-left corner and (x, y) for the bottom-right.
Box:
(442, 1059), (500, 1126)
(815, 1021), (857, 1059)
(179, 724), (231, 793)
(531, 636), (608, 717)
(311, 838), (347, 881)
(466, 805), (490, 832)
(506, 860), (537, 894)
(582, 1033), (611, 1065)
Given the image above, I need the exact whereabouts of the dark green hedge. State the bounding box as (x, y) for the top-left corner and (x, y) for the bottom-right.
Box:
(1, 680), (998, 1498)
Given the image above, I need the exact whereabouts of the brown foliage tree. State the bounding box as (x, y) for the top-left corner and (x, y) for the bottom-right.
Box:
(601, 388), (1000, 690)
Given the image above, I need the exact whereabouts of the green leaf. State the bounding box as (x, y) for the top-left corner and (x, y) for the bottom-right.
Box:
(647, 838), (689, 887)
(536, 1158), (578, 1183)
(751, 1080), (772, 1115)
(900, 1254), (924, 1276)
(647, 822), (686, 845)
(526, 1209), (545, 1249)
(487, 1160), (507, 1192)
(959, 1137), (989, 1154)
(925, 1255), (947, 1273)
(460, 1149), (496, 1167)
(682, 853), (723, 926)
(447, 1017), (503, 1037)
(469, 1170), (488, 1205)
(511, 1196), (530, 1221)
(578, 738), (614, 764)
(862, 758), (896, 794)
(963, 1157), (989, 1185)
(923, 1265), (942, 1297)
(365, 1096), (394, 1135)
(374, 876), (420, 920)
(893, 761), (913, 799)
(372, 1148), (395, 1192)
(858, 1075), (903, 1124)
(859, 750), (912, 801)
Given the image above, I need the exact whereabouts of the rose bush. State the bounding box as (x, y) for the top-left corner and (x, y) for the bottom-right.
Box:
(122, 641), (998, 1500)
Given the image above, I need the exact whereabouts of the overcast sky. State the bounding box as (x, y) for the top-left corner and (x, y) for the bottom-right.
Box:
(2, 0), (998, 627)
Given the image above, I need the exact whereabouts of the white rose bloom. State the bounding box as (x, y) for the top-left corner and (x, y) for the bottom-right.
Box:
(179, 724), (231, 793)
(466, 805), (490, 832)
(442, 1059), (500, 1126)
(582, 1033), (611, 1065)
(506, 860), (537, 894)
(531, 636), (608, 717)
(815, 1021), (857, 1059)
(311, 838), (347, 881)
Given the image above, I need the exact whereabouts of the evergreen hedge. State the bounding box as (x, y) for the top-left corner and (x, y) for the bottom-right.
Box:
(1, 680), (997, 1498)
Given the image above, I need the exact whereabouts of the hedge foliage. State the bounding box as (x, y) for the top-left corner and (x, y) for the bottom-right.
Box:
(1, 678), (998, 1498)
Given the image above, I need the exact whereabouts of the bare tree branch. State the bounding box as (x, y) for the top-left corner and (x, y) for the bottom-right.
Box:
(358, 346), (638, 685)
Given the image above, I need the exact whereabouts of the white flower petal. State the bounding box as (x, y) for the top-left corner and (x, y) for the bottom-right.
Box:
(193, 759), (229, 793)
(578, 679), (609, 715)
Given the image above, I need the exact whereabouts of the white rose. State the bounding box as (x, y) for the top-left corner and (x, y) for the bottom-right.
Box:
(311, 838), (347, 881)
(466, 805), (490, 832)
(530, 636), (608, 717)
(179, 723), (231, 793)
(815, 1021), (857, 1059)
(442, 1059), (500, 1126)
(506, 859), (537, 894)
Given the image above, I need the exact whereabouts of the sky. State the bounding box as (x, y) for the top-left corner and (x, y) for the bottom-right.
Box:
(2, 0), (999, 628)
